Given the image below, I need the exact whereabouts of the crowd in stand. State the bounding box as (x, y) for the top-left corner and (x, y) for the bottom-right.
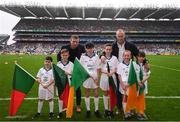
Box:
(137, 43), (180, 55)
(2, 19), (179, 55)
(14, 36), (115, 43)
(13, 19), (180, 32)
(1, 43), (59, 55)
(1, 42), (180, 55)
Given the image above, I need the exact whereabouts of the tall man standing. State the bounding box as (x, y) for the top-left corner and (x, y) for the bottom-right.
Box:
(57, 35), (85, 113)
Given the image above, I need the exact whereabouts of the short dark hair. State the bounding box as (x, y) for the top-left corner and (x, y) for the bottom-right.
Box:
(85, 42), (94, 49)
(143, 58), (149, 65)
(138, 51), (146, 57)
(45, 56), (53, 62)
(71, 35), (79, 40)
(60, 48), (69, 54)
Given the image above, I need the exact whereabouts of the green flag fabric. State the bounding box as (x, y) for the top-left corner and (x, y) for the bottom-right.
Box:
(13, 64), (35, 94)
(52, 64), (68, 96)
(9, 63), (35, 116)
(128, 61), (138, 87)
(71, 58), (90, 90)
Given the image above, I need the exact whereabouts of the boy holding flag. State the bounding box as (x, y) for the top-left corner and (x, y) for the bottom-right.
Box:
(80, 42), (101, 118)
(33, 56), (54, 119)
(56, 49), (73, 118)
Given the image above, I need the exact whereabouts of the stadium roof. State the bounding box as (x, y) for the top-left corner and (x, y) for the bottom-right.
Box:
(0, 0), (180, 20)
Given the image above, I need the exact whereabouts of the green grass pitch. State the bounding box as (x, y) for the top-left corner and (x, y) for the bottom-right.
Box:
(0, 54), (180, 121)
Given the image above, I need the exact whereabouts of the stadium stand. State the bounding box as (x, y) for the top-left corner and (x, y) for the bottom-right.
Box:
(0, 34), (10, 50)
(2, 19), (180, 55)
(13, 19), (180, 32)
(5, 19), (178, 55)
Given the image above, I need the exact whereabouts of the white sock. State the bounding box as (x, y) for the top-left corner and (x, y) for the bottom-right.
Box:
(122, 102), (127, 114)
(103, 95), (108, 110)
(94, 97), (99, 111)
(58, 99), (63, 113)
(38, 100), (43, 113)
(85, 97), (90, 111)
(49, 101), (54, 113)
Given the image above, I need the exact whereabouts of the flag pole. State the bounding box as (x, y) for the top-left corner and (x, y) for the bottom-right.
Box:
(15, 63), (36, 80)
(15, 63), (54, 95)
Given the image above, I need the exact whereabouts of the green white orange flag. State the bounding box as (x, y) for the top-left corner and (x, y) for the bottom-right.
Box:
(66, 58), (90, 118)
(125, 61), (138, 112)
(136, 65), (145, 114)
(9, 63), (35, 116)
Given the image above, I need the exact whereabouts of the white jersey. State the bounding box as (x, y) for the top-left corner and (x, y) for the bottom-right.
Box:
(80, 53), (100, 79)
(80, 53), (100, 89)
(117, 62), (131, 94)
(36, 67), (54, 100)
(134, 62), (149, 95)
(100, 55), (119, 73)
(100, 55), (118, 91)
(57, 61), (73, 83)
(37, 67), (54, 85)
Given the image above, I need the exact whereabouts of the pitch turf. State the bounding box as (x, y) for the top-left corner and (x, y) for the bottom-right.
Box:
(0, 54), (180, 121)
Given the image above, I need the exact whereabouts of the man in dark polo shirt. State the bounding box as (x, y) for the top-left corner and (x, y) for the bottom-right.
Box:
(57, 35), (85, 113)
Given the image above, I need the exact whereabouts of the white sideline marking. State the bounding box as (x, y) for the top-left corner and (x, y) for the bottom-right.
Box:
(5, 115), (27, 119)
(1, 96), (180, 101)
(151, 64), (180, 72)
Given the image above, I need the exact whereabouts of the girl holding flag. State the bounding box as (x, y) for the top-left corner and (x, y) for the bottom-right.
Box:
(117, 50), (132, 119)
(136, 51), (151, 120)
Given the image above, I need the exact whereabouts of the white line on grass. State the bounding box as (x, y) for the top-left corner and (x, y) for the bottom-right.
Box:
(1, 96), (180, 101)
(151, 64), (180, 72)
(5, 115), (27, 119)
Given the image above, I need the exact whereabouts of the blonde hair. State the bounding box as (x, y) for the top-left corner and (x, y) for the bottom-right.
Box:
(123, 50), (131, 56)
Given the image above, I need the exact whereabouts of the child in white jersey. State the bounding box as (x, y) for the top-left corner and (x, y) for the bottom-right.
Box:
(136, 51), (150, 120)
(80, 42), (101, 118)
(33, 56), (54, 120)
(117, 50), (132, 118)
(56, 49), (73, 119)
(100, 43), (119, 117)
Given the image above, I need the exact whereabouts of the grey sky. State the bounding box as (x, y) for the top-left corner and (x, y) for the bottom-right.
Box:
(0, 11), (20, 44)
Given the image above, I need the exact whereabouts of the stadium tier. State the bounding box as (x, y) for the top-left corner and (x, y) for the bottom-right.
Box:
(13, 19), (180, 32)
(1, 19), (175, 55)
(12, 19), (180, 43)
(0, 34), (10, 50)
